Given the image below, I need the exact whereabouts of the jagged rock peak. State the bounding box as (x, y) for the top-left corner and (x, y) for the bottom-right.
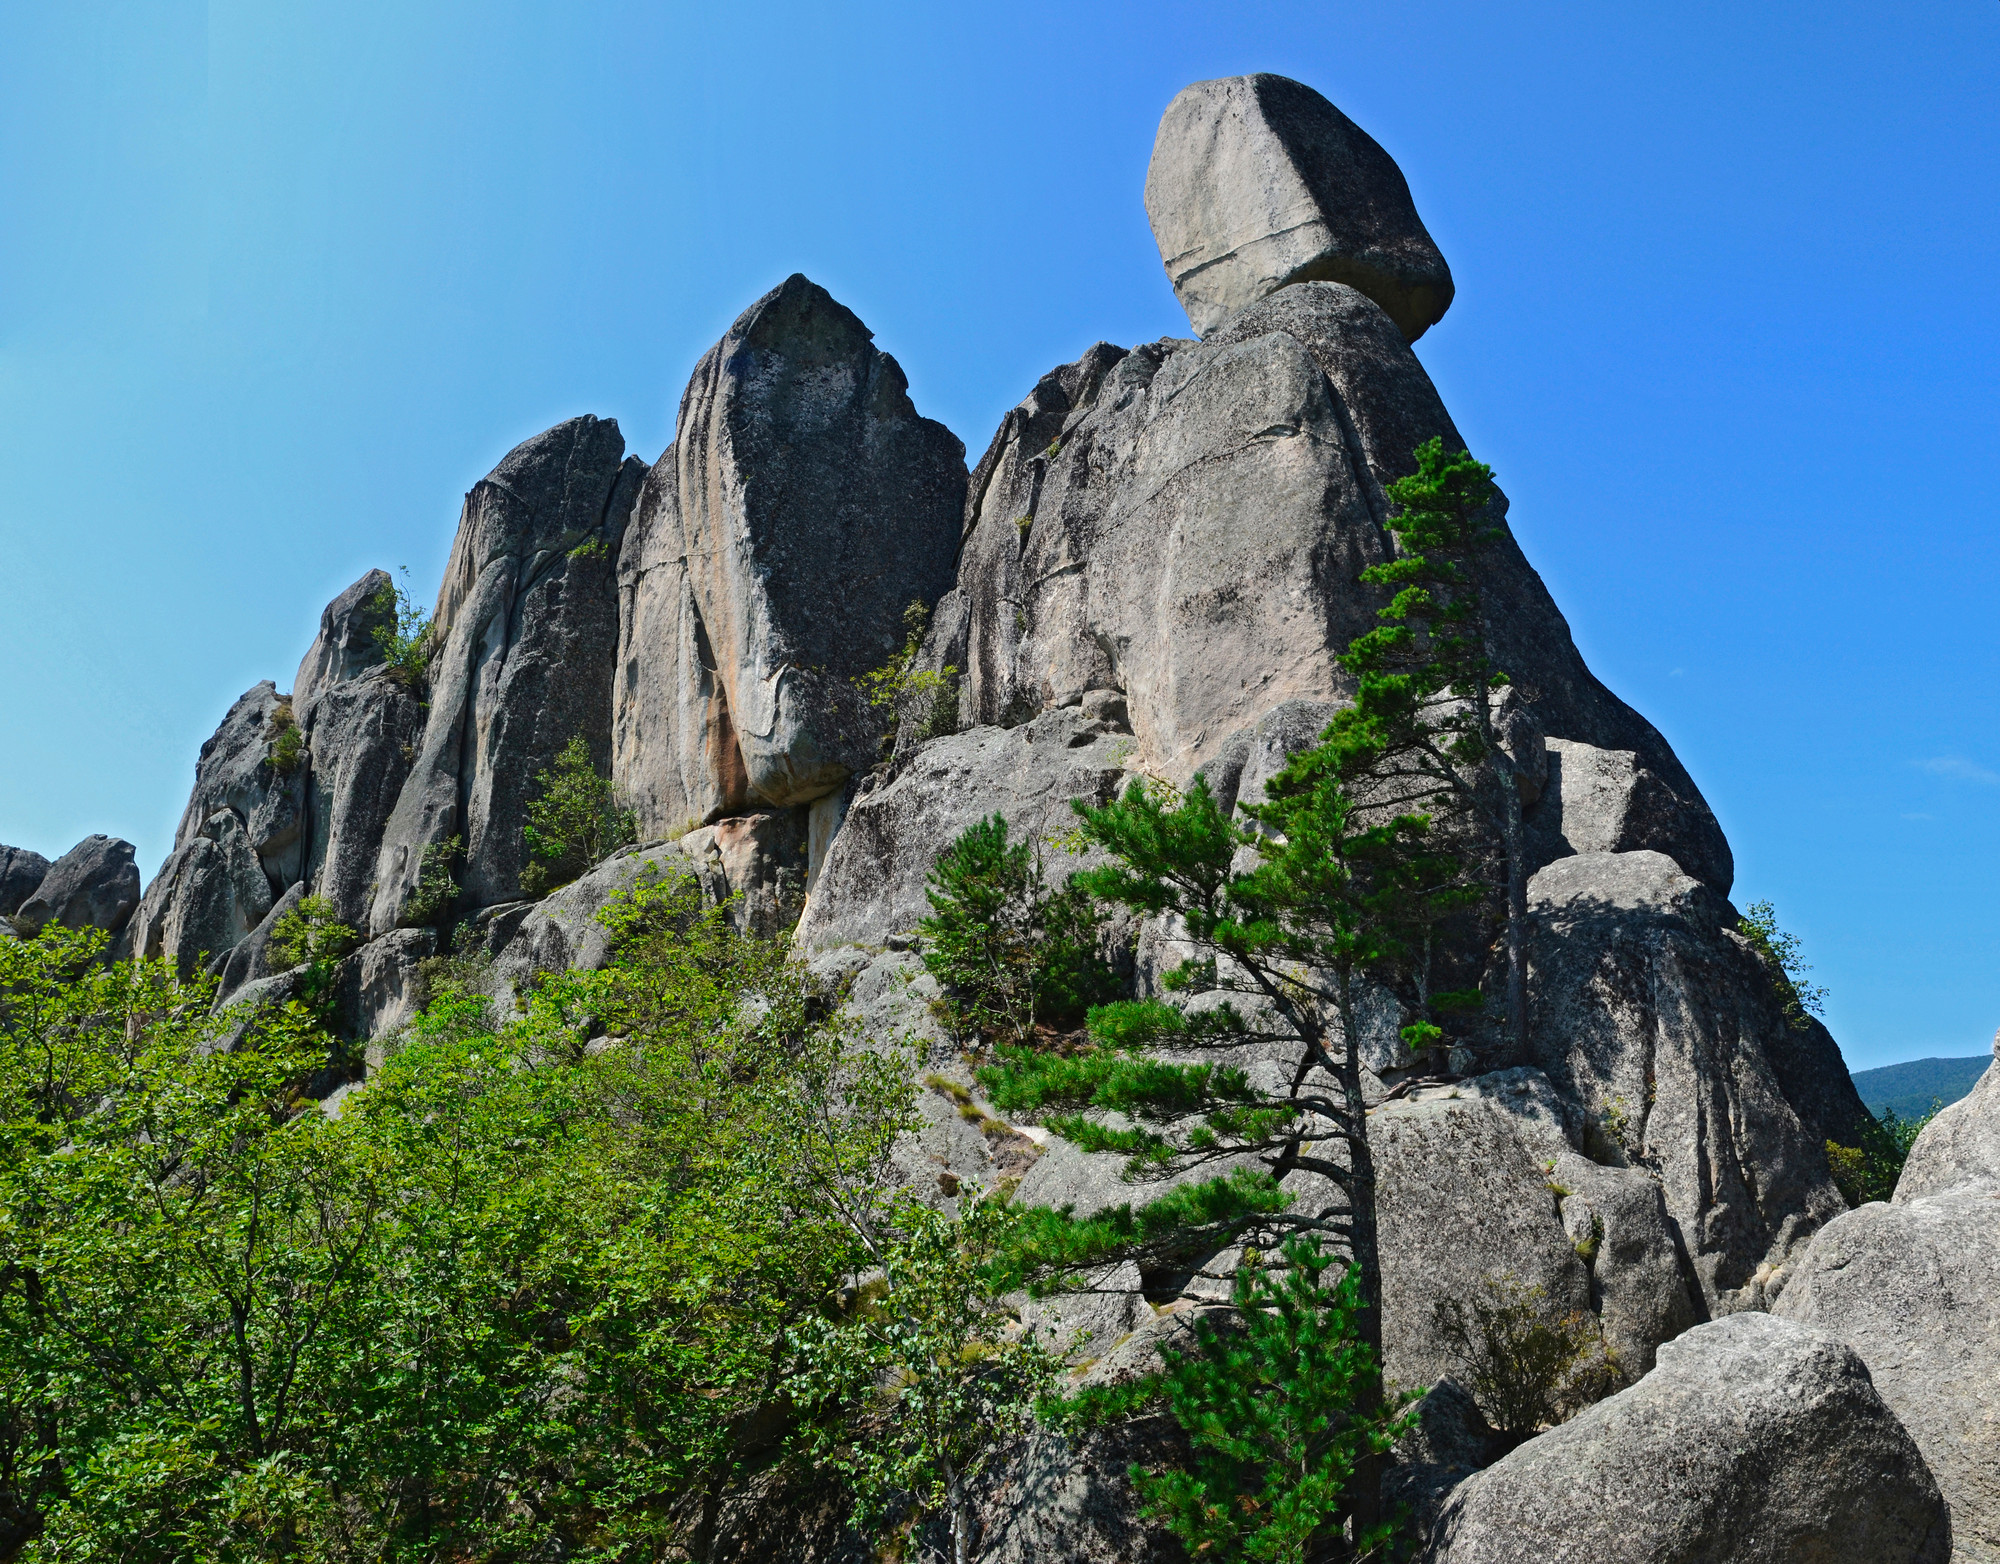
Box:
(612, 272), (965, 831)
(1145, 73), (1454, 340)
(14, 835), (140, 936)
(293, 567), (393, 715)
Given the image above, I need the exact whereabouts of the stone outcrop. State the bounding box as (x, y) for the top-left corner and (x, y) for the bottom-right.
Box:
(14, 835), (140, 935)
(300, 666), (423, 929)
(368, 416), (645, 931)
(293, 567), (393, 714)
(172, 681), (308, 898)
(612, 274), (965, 835)
(1523, 850), (1862, 1311)
(1145, 74), (1454, 340)
(1428, 1313), (1951, 1564)
(127, 811), (274, 976)
(1894, 1041), (2000, 1199)
(923, 281), (1731, 898)
(1776, 1043), (2000, 1561)
(796, 705), (1132, 949)
(0, 846), (50, 918)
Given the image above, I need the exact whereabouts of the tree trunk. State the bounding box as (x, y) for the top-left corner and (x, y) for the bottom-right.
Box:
(1331, 976), (1386, 1542)
(1498, 768), (1529, 1063)
(948, 1460), (970, 1564)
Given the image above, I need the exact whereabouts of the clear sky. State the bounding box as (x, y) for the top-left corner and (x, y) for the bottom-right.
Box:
(1, 2), (1995, 1071)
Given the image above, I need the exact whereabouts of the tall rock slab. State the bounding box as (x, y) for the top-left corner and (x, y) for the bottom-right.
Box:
(927, 282), (1730, 894)
(14, 835), (139, 936)
(172, 681), (308, 897)
(293, 568), (393, 714)
(1145, 74), (1454, 339)
(1524, 851), (1860, 1310)
(613, 274), (965, 833)
(368, 416), (645, 931)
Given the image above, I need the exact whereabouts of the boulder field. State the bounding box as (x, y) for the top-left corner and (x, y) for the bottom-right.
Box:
(13, 71), (1987, 1563)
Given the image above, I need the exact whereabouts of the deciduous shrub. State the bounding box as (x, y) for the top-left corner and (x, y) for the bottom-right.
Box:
(371, 567), (434, 691)
(520, 735), (636, 897)
(1432, 1274), (1620, 1444)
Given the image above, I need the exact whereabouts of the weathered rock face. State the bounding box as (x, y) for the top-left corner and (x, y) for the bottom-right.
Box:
(613, 275), (966, 833)
(926, 282), (1731, 898)
(1523, 851), (1860, 1311)
(1373, 1091), (1594, 1394)
(1145, 74), (1454, 340)
(300, 667), (423, 929)
(796, 706), (1133, 949)
(0, 845), (51, 918)
(1428, 1313), (1952, 1564)
(334, 927), (437, 1059)
(171, 681), (307, 898)
(14, 835), (140, 935)
(368, 416), (645, 932)
(1894, 1042), (2000, 1200)
(127, 811), (274, 976)
(293, 568), (393, 714)
(1775, 1042), (2000, 1562)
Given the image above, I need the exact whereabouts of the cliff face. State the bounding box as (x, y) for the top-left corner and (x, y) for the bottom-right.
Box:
(63, 68), (1944, 1562)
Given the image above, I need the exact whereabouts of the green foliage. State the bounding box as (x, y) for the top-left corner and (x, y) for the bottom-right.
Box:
(402, 834), (462, 926)
(0, 870), (922, 1559)
(1089, 1237), (1413, 1564)
(370, 567), (433, 691)
(268, 894), (361, 1016)
(858, 600), (959, 749)
(264, 699), (304, 776)
(1827, 1101), (1939, 1206)
(1736, 899), (1829, 1029)
(519, 734), (637, 897)
(1431, 1275), (1621, 1441)
(919, 814), (1116, 1044)
(786, 1195), (1058, 1564)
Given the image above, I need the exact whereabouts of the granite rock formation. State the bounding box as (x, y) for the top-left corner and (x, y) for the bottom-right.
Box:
(612, 274), (965, 833)
(0, 846), (51, 918)
(1428, 1313), (1951, 1564)
(1146, 74), (1454, 340)
(14, 835), (140, 936)
(1777, 1040), (2000, 1561)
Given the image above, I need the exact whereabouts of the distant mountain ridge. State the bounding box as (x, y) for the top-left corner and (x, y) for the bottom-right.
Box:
(1851, 1055), (1991, 1122)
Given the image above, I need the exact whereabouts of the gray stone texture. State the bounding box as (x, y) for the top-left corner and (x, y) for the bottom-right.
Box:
(1144, 73), (1454, 340)
(334, 928), (438, 1055)
(795, 706), (1133, 950)
(0, 845), (50, 918)
(1524, 851), (1859, 1312)
(292, 568), (393, 714)
(1428, 1313), (1952, 1564)
(919, 283), (1731, 899)
(1777, 1190), (2000, 1564)
(300, 666), (424, 928)
(215, 883), (305, 1004)
(15, 834), (140, 935)
(367, 416), (645, 931)
(171, 681), (308, 898)
(1373, 1089), (1594, 1395)
(127, 811), (274, 976)
(1774, 1039), (2000, 1562)
(1895, 1043), (2000, 1201)
(613, 274), (965, 832)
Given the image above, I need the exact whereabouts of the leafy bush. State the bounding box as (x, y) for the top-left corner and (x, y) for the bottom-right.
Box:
(919, 814), (1117, 1043)
(403, 833), (463, 925)
(0, 875), (921, 1557)
(267, 893), (359, 1015)
(858, 599), (959, 749)
(370, 566), (433, 691)
(1737, 899), (1829, 1030)
(264, 698), (304, 775)
(1432, 1274), (1621, 1443)
(1827, 1101), (1939, 1206)
(520, 734), (637, 897)
(786, 1194), (1057, 1564)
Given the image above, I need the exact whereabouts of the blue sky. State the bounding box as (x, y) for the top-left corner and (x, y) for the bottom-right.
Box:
(1, 1), (1995, 1070)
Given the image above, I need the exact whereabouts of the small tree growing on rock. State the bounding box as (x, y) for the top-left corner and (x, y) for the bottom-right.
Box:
(520, 735), (637, 897)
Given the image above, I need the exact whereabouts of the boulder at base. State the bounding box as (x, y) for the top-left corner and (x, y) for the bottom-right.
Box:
(1429, 1313), (1951, 1564)
(1776, 1041), (2000, 1563)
